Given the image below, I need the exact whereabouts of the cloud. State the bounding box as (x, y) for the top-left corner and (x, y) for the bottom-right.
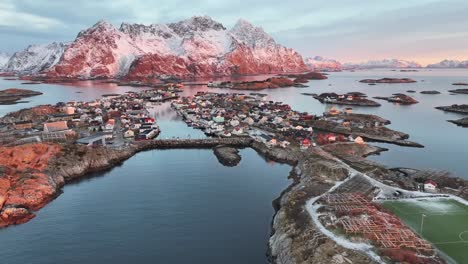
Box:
(0, 0), (467, 64)
(0, 0), (64, 31)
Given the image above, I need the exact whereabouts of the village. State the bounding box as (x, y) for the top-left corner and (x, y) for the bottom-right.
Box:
(171, 91), (376, 150)
(0, 87), (426, 154)
(0, 85), (461, 264)
(0, 87), (183, 147)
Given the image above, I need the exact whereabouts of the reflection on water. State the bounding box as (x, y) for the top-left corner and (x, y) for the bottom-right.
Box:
(0, 149), (291, 264)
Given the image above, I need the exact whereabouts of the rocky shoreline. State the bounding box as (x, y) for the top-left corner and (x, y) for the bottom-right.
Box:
(1, 135), (467, 263)
(0, 138), (252, 228)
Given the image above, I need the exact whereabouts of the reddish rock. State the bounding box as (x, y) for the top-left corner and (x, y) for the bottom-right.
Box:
(0, 143), (62, 227)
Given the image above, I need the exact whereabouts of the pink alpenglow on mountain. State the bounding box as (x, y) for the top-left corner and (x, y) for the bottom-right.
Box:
(305, 56), (342, 72)
(48, 17), (307, 79)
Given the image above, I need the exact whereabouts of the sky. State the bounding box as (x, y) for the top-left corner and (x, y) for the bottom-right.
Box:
(1, 0), (468, 65)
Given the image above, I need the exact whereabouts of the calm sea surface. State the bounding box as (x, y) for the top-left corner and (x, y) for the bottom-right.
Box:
(0, 69), (467, 263)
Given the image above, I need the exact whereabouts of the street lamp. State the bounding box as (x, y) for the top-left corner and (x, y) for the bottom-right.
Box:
(420, 214), (426, 235)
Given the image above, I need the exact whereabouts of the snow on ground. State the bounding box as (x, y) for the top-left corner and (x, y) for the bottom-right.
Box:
(394, 198), (467, 213)
(306, 196), (385, 263)
(304, 148), (468, 263)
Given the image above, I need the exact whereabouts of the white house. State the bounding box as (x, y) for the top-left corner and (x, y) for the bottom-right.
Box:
(424, 180), (438, 192)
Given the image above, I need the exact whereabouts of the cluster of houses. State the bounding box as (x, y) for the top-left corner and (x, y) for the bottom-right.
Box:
(172, 92), (319, 149)
(2, 89), (165, 146)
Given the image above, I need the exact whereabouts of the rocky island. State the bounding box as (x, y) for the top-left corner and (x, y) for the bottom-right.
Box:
(448, 88), (468, 94)
(209, 77), (296, 90)
(435, 104), (468, 114)
(360, 78), (417, 84)
(281, 71), (329, 81)
(0, 88), (43, 105)
(374, 93), (419, 105)
(213, 146), (242, 166)
(313, 92), (381, 107)
(448, 117), (468, 127)
(420, 90), (441, 94)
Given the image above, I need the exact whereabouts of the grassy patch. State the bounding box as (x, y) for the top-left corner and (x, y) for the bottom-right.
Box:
(382, 199), (468, 263)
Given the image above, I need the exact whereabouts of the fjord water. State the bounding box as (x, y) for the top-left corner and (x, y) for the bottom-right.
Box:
(0, 149), (291, 264)
(0, 69), (468, 263)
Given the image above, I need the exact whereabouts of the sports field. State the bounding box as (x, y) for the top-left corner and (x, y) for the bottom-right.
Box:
(382, 199), (468, 264)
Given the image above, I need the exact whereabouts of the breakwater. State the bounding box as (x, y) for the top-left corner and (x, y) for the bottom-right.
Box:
(137, 138), (254, 150)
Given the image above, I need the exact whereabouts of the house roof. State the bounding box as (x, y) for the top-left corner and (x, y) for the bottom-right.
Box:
(424, 180), (438, 186)
(44, 121), (68, 132)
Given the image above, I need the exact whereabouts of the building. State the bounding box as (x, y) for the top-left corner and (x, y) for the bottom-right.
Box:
(124, 129), (135, 138)
(424, 180), (438, 192)
(301, 138), (311, 150)
(354, 136), (365, 144)
(43, 121), (68, 133)
(104, 119), (115, 131)
(76, 133), (107, 146)
(13, 121), (33, 130)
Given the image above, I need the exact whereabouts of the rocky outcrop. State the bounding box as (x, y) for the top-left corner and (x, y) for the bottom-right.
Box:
(435, 104), (468, 114)
(313, 92), (381, 107)
(213, 146), (241, 166)
(0, 143), (62, 227)
(374, 93), (419, 105)
(230, 77), (295, 90)
(420, 90), (441, 94)
(47, 17), (307, 79)
(0, 88), (43, 104)
(449, 117), (468, 127)
(448, 88), (468, 94)
(0, 142), (139, 228)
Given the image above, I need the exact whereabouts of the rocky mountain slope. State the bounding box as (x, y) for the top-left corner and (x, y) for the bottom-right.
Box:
(3, 43), (67, 74)
(0, 52), (10, 70)
(427, 59), (468, 68)
(343, 59), (421, 69)
(305, 56), (342, 71)
(47, 16), (307, 79)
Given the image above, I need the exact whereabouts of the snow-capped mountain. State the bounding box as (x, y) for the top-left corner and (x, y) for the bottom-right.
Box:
(0, 52), (11, 70)
(4, 42), (67, 74)
(343, 59), (422, 69)
(305, 56), (342, 72)
(426, 59), (468, 68)
(48, 16), (307, 79)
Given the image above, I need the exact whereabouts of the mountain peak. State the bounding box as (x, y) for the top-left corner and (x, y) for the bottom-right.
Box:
(77, 20), (118, 38)
(168, 16), (225, 36)
(230, 19), (275, 48)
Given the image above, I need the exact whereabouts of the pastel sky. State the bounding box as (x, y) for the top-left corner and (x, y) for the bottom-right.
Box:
(1, 0), (468, 65)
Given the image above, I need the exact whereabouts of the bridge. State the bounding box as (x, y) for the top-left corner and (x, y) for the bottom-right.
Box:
(137, 137), (253, 150)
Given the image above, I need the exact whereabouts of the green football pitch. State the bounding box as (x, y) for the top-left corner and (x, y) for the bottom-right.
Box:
(382, 199), (468, 264)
